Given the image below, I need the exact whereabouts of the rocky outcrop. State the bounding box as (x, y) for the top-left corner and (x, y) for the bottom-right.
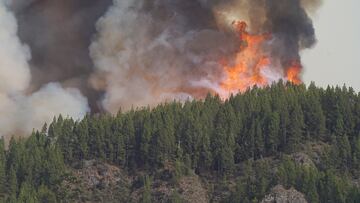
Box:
(74, 160), (129, 189)
(178, 176), (209, 203)
(63, 160), (208, 203)
(261, 185), (308, 203)
(62, 160), (131, 203)
(292, 152), (315, 168)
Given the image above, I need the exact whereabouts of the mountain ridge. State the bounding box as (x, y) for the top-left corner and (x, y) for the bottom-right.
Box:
(1, 82), (360, 202)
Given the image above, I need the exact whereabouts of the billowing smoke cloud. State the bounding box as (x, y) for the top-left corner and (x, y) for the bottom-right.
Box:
(9, 0), (112, 111)
(90, 0), (321, 112)
(0, 0), (322, 137)
(0, 2), (89, 139)
(90, 0), (239, 112)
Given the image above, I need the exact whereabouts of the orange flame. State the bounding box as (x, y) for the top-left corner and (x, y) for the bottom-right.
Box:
(220, 21), (271, 95)
(219, 21), (302, 98)
(286, 60), (302, 85)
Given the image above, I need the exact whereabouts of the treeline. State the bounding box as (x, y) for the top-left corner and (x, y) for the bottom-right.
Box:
(1, 81), (360, 202)
(52, 82), (360, 173)
(226, 157), (360, 203)
(0, 133), (64, 202)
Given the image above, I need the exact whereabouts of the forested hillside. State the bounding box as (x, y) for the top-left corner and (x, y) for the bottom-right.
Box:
(1, 82), (360, 202)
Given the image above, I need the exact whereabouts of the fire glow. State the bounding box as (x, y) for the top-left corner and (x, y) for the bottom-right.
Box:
(219, 21), (303, 97)
(0, 0), (320, 138)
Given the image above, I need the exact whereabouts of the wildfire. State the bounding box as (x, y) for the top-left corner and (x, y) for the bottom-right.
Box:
(286, 60), (302, 85)
(219, 21), (302, 97)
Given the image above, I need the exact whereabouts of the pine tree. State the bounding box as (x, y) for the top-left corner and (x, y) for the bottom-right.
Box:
(141, 175), (152, 203)
(353, 134), (360, 169)
(169, 191), (182, 203)
(196, 126), (212, 173)
(332, 116), (352, 168)
(37, 184), (57, 203)
(278, 100), (290, 152)
(122, 113), (136, 169)
(45, 145), (65, 187)
(303, 84), (326, 140)
(286, 102), (304, 153)
(88, 118), (106, 160)
(302, 167), (319, 203)
(57, 119), (75, 163)
(337, 135), (352, 169)
(139, 113), (152, 168)
(112, 117), (126, 166)
(265, 112), (280, 155)
(17, 181), (38, 203)
(73, 117), (89, 161)
(212, 106), (235, 173)
(277, 158), (297, 188)
(149, 110), (174, 167)
(254, 160), (270, 198)
(8, 165), (18, 199)
(254, 122), (264, 159)
(0, 138), (6, 199)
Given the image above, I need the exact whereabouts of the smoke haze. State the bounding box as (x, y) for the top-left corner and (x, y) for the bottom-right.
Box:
(0, 1), (89, 140)
(90, 0), (239, 112)
(10, 0), (112, 111)
(0, 0), (322, 137)
(90, 0), (321, 112)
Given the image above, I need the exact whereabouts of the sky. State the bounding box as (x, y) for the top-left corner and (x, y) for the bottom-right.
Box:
(302, 0), (360, 91)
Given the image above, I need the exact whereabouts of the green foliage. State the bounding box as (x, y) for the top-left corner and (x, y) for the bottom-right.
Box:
(17, 181), (38, 203)
(275, 157), (360, 203)
(169, 191), (183, 203)
(226, 160), (272, 203)
(45, 82), (360, 175)
(0, 138), (6, 199)
(286, 102), (304, 153)
(141, 175), (152, 203)
(37, 184), (57, 203)
(2, 82), (360, 202)
(2, 131), (64, 202)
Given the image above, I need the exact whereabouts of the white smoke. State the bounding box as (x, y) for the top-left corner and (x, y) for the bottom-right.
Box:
(90, 0), (236, 112)
(90, 0), (319, 113)
(0, 2), (89, 138)
(0, 1), (30, 93)
(90, 0), (186, 112)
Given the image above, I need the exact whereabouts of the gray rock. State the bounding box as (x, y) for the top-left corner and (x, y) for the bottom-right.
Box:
(261, 185), (308, 203)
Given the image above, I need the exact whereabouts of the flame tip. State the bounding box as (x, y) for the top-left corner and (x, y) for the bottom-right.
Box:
(218, 20), (303, 99)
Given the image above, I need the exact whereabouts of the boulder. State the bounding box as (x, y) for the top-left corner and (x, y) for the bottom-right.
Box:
(261, 185), (308, 203)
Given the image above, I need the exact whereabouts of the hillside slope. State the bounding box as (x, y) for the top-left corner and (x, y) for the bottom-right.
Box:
(1, 82), (360, 202)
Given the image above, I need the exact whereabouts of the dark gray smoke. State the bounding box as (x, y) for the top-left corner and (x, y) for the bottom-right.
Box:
(264, 0), (318, 66)
(10, 0), (112, 111)
(90, 0), (322, 111)
(5, 0), (322, 114)
(89, 0), (241, 111)
(0, 1), (89, 140)
(214, 0), (321, 69)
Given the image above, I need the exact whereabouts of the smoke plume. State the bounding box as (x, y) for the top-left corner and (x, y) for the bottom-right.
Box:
(0, 0), (322, 137)
(0, 1), (89, 139)
(90, 0), (321, 112)
(9, 0), (112, 111)
(90, 0), (239, 112)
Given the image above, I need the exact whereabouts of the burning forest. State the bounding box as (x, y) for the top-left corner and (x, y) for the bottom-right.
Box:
(0, 0), (322, 138)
